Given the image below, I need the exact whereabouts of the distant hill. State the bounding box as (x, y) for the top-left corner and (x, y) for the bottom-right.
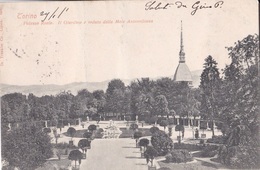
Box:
(0, 70), (202, 97)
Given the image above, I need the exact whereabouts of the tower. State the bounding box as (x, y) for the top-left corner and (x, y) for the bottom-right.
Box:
(173, 21), (193, 86)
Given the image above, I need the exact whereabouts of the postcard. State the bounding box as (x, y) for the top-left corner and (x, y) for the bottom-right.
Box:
(0, 1), (258, 170)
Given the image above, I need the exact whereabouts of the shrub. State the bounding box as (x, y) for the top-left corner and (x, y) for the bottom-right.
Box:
(151, 130), (173, 156)
(68, 150), (83, 167)
(159, 120), (169, 131)
(165, 153), (173, 163)
(157, 117), (167, 124)
(88, 124), (97, 132)
(217, 125), (260, 169)
(150, 127), (159, 134)
(201, 145), (219, 157)
(144, 146), (158, 167)
(130, 123), (138, 131)
(43, 127), (51, 134)
(67, 127), (76, 140)
(139, 138), (149, 150)
(219, 145), (260, 169)
(170, 149), (193, 163)
(83, 131), (93, 140)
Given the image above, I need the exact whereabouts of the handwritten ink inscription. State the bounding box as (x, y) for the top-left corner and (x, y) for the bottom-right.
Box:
(145, 1), (224, 15)
(40, 7), (69, 22)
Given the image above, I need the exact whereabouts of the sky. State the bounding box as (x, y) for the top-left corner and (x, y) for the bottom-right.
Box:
(0, 0), (258, 85)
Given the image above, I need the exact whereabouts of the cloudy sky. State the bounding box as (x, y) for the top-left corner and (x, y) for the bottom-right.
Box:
(0, 0), (258, 85)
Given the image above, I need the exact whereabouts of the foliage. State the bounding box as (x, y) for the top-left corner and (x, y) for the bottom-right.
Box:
(159, 120), (169, 131)
(129, 123), (138, 131)
(139, 138), (149, 150)
(151, 130), (173, 156)
(78, 139), (89, 150)
(218, 124), (260, 168)
(43, 127), (51, 133)
(150, 126), (159, 134)
(92, 113), (101, 124)
(106, 79), (126, 113)
(148, 116), (158, 124)
(201, 145), (219, 157)
(153, 95), (170, 116)
(200, 55), (222, 137)
(88, 124), (97, 132)
(83, 131), (93, 139)
(175, 124), (184, 132)
(144, 146), (158, 166)
(67, 127), (76, 139)
(2, 125), (53, 170)
(167, 149), (193, 163)
(218, 145), (260, 169)
(68, 150), (83, 166)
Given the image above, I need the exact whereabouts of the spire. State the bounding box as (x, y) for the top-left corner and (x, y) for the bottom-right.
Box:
(179, 20), (185, 63)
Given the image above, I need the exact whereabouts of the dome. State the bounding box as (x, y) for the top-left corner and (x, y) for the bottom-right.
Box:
(173, 63), (193, 82)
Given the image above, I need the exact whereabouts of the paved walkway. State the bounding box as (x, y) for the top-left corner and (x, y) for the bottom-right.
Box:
(49, 121), (222, 170)
(80, 138), (148, 170)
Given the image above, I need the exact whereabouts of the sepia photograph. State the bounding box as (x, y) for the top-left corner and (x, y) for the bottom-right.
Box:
(0, 0), (259, 170)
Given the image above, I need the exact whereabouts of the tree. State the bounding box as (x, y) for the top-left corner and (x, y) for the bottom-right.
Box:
(159, 120), (169, 131)
(43, 127), (51, 134)
(105, 79), (125, 116)
(92, 113), (101, 124)
(153, 95), (170, 117)
(83, 131), (93, 140)
(78, 139), (90, 153)
(151, 130), (173, 156)
(139, 138), (149, 151)
(175, 125), (184, 142)
(220, 34), (259, 134)
(200, 55), (222, 137)
(68, 150), (83, 168)
(144, 146), (158, 167)
(150, 126), (159, 134)
(2, 125), (53, 170)
(217, 34), (260, 169)
(130, 123), (138, 132)
(67, 127), (76, 141)
(88, 124), (97, 133)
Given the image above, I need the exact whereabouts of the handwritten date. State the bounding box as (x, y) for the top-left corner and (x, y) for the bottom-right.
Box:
(40, 7), (69, 22)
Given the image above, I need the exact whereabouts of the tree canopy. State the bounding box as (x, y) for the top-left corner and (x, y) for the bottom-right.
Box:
(2, 125), (53, 170)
